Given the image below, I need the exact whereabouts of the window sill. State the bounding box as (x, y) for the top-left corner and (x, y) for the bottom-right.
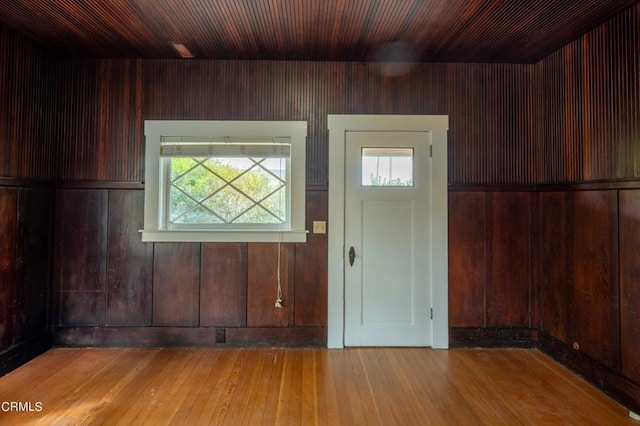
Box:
(140, 229), (308, 243)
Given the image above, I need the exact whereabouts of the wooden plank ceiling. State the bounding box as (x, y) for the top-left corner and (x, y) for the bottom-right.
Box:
(1, 0), (638, 63)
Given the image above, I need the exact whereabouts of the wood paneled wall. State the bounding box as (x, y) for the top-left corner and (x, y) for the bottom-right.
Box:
(537, 190), (625, 363)
(537, 4), (640, 183)
(44, 46), (541, 347)
(0, 25), (57, 180)
(0, 184), (53, 374)
(531, 5), (640, 407)
(447, 64), (539, 184)
(448, 191), (535, 347)
(536, 186), (640, 410)
(0, 27), (55, 374)
(572, 191), (619, 370)
(449, 185), (640, 408)
(0, 189), (17, 350)
(52, 188), (327, 347)
(619, 190), (640, 384)
(537, 192), (572, 344)
(49, 59), (542, 185)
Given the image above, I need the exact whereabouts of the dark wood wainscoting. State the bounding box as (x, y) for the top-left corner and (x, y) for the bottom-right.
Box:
(448, 189), (533, 338)
(52, 185), (327, 347)
(619, 190), (640, 385)
(0, 182), (53, 376)
(448, 183), (640, 414)
(536, 185), (640, 392)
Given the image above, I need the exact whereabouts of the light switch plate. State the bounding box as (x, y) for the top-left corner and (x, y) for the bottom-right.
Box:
(313, 221), (327, 234)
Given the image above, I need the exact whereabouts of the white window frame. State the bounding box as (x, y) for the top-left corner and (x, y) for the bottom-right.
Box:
(142, 120), (307, 243)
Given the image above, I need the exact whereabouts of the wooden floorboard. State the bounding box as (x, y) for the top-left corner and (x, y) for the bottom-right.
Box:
(0, 348), (635, 425)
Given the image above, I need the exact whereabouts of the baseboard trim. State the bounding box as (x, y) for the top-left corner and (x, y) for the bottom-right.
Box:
(538, 332), (640, 414)
(53, 326), (327, 348)
(449, 327), (538, 348)
(0, 333), (52, 377)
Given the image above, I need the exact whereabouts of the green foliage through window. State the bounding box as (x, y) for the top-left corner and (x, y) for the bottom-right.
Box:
(169, 157), (287, 225)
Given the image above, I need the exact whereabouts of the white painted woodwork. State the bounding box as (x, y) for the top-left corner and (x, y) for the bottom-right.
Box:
(327, 115), (449, 349)
(344, 131), (431, 346)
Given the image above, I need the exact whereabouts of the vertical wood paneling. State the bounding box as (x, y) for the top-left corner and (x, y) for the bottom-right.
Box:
(486, 192), (531, 327)
(0, 26), (56, 180)
(0, 188), (17, 350)
(529, 187), (541, 331)
(95, 60), (143, 181)
(39, 40), (640, 186)
(54, 189), (107, 326)
(580, 14), (640, 180)
(446, 63), (536, 184)
(106, 190), (152, 326)
(572, 191), (619, 369)
(538, 192), (572, 343)
(619, 189), (640, 383)
(294, 190), (327, 326)
(53, 60), (99, 181)
(152, 243), (200, 326)
(200, 243), (247, 327)
(539, 44), (584, 183)
(247, 243), (294, 327)
(306, 62), (346, 183)
(448, 192), (487, 327)
(14, 187), (52, 343)
(143, 60), (348, 185)
(539, 4), (640, 183)
(46, 57), (543, 186)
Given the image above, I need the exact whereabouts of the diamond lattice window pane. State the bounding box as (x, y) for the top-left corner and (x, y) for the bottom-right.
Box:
(260, 158), (287, 178)
(204, 158), (252, 181)
(177, 205), (223, 224)
(171, 157), (199, 181)
(170, 188), (197, 222)
(233, 205), (281, 224)
(169, 154), (289, 226)
(173, 161), (225, 201)
(260, 187), (286, 222)
(233, 163), (285, 202)
(203, 186), (254, 223)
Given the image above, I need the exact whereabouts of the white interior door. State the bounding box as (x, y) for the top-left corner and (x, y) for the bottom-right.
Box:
(344, 131), (432, 346)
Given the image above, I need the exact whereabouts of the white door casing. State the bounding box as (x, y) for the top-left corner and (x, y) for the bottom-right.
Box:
(328, 115), (449, 349)
(344, 131), (431, 346)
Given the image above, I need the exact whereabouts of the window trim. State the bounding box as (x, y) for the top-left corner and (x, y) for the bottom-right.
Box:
(142, 120), (307, 243)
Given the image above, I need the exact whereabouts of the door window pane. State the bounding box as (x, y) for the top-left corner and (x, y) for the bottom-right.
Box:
(362, 148), (413, 186)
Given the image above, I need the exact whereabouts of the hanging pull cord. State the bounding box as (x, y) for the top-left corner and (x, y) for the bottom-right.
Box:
(275, 235), (283, 308)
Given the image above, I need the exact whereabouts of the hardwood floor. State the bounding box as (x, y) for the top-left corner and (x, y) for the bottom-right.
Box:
(0, 348), (635, 425)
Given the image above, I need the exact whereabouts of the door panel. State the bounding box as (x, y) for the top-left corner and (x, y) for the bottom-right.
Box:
(344, 131), (431, 346)
(362, 200), (414, 326)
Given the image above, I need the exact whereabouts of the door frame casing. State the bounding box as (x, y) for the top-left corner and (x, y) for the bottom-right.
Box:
(327, 115), (449, 349)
